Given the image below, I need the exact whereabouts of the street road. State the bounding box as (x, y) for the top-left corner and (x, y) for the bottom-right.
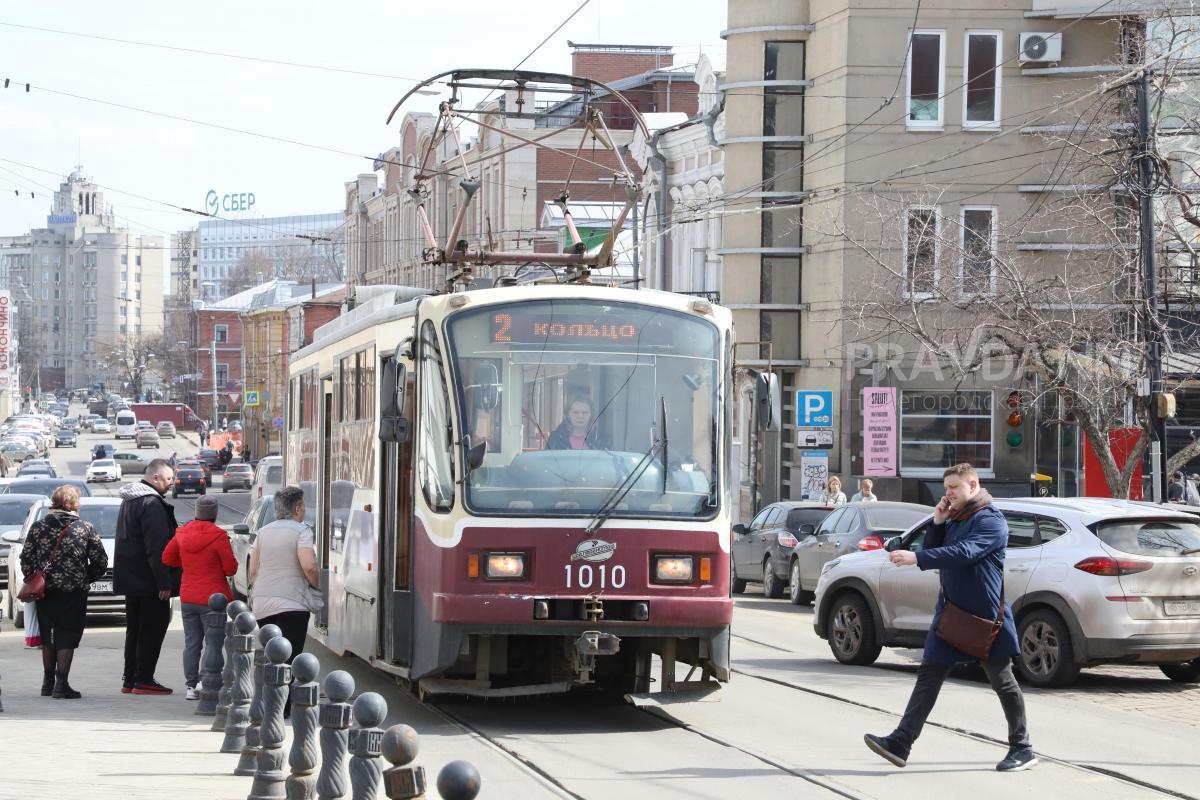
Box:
(4, 406), (1197, 799)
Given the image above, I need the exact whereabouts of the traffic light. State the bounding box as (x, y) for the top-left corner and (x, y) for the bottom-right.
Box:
(1005, 410), (1024, 447)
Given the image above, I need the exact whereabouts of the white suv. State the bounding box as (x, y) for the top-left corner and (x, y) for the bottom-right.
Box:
(813, 498), (1200, 687)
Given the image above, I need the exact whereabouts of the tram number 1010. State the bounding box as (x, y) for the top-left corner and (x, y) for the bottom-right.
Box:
(563, 563), (626, 590)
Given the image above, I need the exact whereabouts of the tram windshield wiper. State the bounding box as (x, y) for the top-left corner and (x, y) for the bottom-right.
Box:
(585, 397), (667, 535)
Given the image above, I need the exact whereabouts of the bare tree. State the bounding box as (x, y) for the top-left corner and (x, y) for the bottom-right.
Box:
(229, 248), (274, 295)
(97, 333), (170, 400)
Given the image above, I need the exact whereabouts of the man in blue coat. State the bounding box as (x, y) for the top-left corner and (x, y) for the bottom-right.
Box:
(865, 463), (1035, 772)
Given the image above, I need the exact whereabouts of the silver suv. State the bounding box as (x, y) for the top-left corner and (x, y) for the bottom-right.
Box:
(813, 498), (1200, 687)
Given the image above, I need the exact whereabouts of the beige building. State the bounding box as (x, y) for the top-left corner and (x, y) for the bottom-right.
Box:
(720, 1), (1176, 508)
(0, 169), (163, 392)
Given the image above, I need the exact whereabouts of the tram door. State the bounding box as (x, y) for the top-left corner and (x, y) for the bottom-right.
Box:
(381, 359), (416, 667)
(316, 376), (334, 632)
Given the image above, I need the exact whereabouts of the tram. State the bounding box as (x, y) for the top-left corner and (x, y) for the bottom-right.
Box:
(286, 283), (734, 696)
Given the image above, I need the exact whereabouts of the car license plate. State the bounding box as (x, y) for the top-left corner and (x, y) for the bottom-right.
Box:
(1163, 600), (1200, 616)
(90, 580), (113, 593)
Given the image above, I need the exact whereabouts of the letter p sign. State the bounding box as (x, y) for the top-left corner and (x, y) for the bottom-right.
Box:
(796, 390), (834, 428)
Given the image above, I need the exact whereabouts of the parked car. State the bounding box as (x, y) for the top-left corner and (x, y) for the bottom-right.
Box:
(5, 497), (126, 627)
(1, 478), (92, 498)
(17, 462), (58, 479)
(112, 451), (150, 475)
(92, 419), (112, 433)
(813, 497), (1200, 687)
(732, 502), (837, 597)
(0, 441), (34, 464)
(0, 493), (43, 591)
(251, 455), (284, 501)
(229, 494), (276, 598)
(155, 421), (176, 438)
(86, 458), (122, 483)
(179, 458), (212, 487)
(222, 463), (253, 492)
(173, 467), (207, 497)
(136, 428), (160, 448)
(54, 429), (77, 447)
(788, 502), (934, 604)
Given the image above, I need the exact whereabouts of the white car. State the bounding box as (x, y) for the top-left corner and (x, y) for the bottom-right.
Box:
(86, 458), (122, 483)
(813, 497), (1200, 687)
(93, 419), (113, 433)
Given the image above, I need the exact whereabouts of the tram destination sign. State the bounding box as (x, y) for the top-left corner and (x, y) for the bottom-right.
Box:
(491, 311), (640, 345)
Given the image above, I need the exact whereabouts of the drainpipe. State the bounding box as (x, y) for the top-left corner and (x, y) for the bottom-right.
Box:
(646, 130), (669, 292)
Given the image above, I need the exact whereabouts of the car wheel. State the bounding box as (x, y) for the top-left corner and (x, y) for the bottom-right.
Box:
(1160, 659), (1200, 683)
(789, 560), (815, 605)
(223, 487), (228, 493)
(1016, 609), (1081, 688)
(731, 560), (747, 594)
(762, 559), (784, 598)
(828, 592), (881, 665)
(172, 491), (178, 498)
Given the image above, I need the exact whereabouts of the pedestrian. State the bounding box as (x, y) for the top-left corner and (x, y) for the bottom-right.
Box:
(819, 476), (847, 505)
(865, 463), (1034, 772)
(850, 478), (878, 503)
(249, 486), (319, 669)
(19, 485), (108, 699)
(1185, 473), (1200, 507)
(113, 458), (180, 695)
(1168, 472), (1185, 503)
(162, 495), (238, 700)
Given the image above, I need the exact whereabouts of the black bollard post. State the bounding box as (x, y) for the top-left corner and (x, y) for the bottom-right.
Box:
(316, 670), (355, 800)
(249, 636), (292, 800)
(197, 592), (229, 716)
(214, 599), (249, 731)
(348, 692), (387, 800)
(381, 725), (425, 800)
(238, 624), (282, 776)
(222, 611), (257, 754)
(435, 762), (480, 800)
(286, 653), (321, 800)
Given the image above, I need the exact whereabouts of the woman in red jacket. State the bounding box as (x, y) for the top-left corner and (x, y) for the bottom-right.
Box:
(162, 495), (237, 700)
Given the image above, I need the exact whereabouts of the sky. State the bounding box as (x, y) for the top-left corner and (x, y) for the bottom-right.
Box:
(0, 0), (726, 254)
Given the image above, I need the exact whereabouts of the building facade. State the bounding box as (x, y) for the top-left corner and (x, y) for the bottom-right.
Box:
(198, 212), (344, 301)
(0, 169), (164, 392)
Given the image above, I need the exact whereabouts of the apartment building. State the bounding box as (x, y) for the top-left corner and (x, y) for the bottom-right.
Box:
(720, 0), (1178, 508)
(0, 169), (163, 392)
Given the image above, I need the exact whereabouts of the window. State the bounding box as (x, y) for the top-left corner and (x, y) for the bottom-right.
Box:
(833, 509), (857, 534)
(135, 255), (142, 266)
(960, 207), (996, 294)
(1003, 512), (1038, 548)
(907, 31), (945, 127)
(214, 325), (228, 344)
(964, 32), (1001, 127)
(121, 254), (128, 265)
(817, 508), (844, 534)
(215, 364), (229, 386)
(749, 507), (774, 531)
(904, 207), (939, 295)
(418, 321), (454, 511)
(1037, 517), (1069, 542)
(900, 390), (993, 474)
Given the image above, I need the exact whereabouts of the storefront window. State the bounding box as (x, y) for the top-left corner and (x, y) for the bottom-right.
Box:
(900, 390), (992, 474)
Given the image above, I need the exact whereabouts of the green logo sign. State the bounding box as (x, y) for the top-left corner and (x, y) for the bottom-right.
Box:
(206, 189), (256, 215)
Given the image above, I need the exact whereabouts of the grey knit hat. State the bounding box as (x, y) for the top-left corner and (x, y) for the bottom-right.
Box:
(195, 495), (219, 522)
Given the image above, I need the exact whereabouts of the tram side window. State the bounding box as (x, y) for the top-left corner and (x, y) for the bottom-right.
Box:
(419, 321), (455, 511)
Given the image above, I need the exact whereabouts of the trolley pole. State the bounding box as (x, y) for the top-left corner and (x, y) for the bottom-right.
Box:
(211, 339), (219, 432)
(1136, 70), (1166, 502)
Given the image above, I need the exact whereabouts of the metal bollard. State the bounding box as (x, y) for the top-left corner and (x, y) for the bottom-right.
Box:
(316, 670), (355, 800)
(381, 725), (424, 800)
(197, 592), (229, 716)
(249, 636), (293, 800)
(238, 624), (282, 776)
(348, 692), (387, 800)
(222, 611), (258, 754)
(286, 653), (321, 800)
(435, 762), (480, 800)
(214, 599), (249, 731)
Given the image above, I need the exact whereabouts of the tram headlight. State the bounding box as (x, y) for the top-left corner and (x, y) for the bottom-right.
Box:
(654, 555), (694, 583)
(486, 552), (526, 579)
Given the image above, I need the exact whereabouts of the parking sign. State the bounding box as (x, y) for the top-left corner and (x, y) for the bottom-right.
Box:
(795, 390), (834, 428)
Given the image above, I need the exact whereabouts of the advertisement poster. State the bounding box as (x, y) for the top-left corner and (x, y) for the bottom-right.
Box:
(862, 386), (897, 477)
(800, 451), (830, 499)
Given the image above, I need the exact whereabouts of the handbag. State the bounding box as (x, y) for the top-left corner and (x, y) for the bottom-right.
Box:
(935, 589), (1006, 660)
(17, 524), (72, 602)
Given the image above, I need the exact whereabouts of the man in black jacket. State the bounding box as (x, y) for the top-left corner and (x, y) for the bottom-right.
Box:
(113, 459), (179, 695)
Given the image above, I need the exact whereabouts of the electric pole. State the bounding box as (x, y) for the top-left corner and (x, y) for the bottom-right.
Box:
(1136, 69), (1166, 501)
(210, 339), (219, 432)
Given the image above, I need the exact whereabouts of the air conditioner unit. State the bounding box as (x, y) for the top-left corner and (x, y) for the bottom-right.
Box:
(1019, 32), (1062, 63)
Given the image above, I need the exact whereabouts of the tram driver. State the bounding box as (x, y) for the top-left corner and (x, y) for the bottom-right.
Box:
(545, 394), (607, 451)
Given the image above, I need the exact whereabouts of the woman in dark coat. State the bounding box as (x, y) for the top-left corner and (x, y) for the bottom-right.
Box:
(865, 463), (1033, 772)
(19, 485), (108, 699)
(545, 395), (606, 451)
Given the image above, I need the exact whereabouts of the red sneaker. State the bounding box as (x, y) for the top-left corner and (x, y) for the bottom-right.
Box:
(121, 685), (133, 694)
(131, 681), (173, 695)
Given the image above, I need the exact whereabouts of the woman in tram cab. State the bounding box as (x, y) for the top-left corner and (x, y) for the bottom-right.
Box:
(545, 394), (607, 451)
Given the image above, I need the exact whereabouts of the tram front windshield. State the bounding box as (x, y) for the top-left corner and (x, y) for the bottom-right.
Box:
(445, 299), (720, 519)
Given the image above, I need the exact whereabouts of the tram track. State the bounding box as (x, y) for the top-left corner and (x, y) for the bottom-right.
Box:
(729, 631), (1197, 800)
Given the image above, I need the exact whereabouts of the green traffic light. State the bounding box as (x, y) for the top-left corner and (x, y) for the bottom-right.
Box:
(1006, 430), (1024, 447)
